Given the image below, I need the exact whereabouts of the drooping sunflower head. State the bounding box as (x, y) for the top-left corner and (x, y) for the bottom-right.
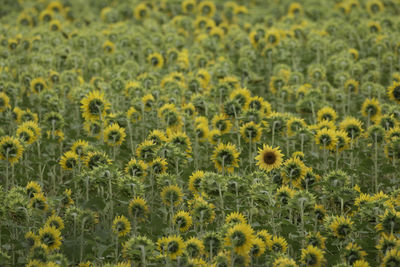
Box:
(339, 117), (363, 140)
(226, 212), (247, 225)
(343, 242), (367, 265)
(125, 158), (147, 178)
(173, 211), (192, 232)
(281, 157), (307, 185)
(255, 144), (284, 172)
(26, 181), (42, 198)
(104, 123), (126, 147)
(382, 248), (400, 267)
(185, 237), (204, 258)
(275, 185), (296, 205)
(60, 151), (78, 170)
(328, 215), (353, 239)
(30, 78), (47, 94)
(240, 122), (262, 143)
(84, 151), (111, 169)
(0, 92), (10, 112)
(377, 209), (400, 234)
(45, 214), (65, 231)
(38, 226), (62, 251)
(30, 192), (49, 212)
(80, 90), (110, 121)
(306, 232), (326, 250)
(388, 81), (400, 104)
(268, 236), (288, 254)
(161, 185), (183, 207)
(212, 114), (232, 134)
(128, 197), (149, 221)
(225, 223), (255, 256)
(0, 135), (24, 164)
(148, 53), (164, 69)
(230, 88), (251, 108)
(112, 215), (131, 237)
(361, 98), (381, 119)
(317, 107), (337, 123)
(315, 128), (338, 150)
(211, 143), (240, 173)
(158, 235), (186, 260)
(198, 1), (216, 17)
(190, 196), (216, 224)
(188, 170), (205, 194)
(300, 245), (325, 267)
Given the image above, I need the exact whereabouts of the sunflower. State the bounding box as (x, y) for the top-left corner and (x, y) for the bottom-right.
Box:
(344, 242), (367, 265)
(190, 197), (216, 224)
(104, 123), (126, 146)
(84, 151), (111, 169)
(328, 215), (353, 239)
(376, 234), (400, 255)
(25, 231), (39, 248)
(240, 122), (262, 143)
(275, 185), (295, 205)
(388, 81), (400, 104)
(147, 130), (167, 146)
(161, 185), (183, 207)
(306, 232), (326, 250)
(317, 107), (337, 123)
(16, 125), (35, 145)
(333, 130), (350, 152)
(367, 0), (384, 14)
(0, 136), (24, 164)
(382, 248), (400, 267)
(286, 117), (306, 137)
(361, 98), (381, 119)
(136, 140), (157, 162)
(61, 188), (74, 208)
(230, 88), (251, 108)
(71, 140), (90, 158)
(182, 0), (196, 13)
(39, 226), (62, 251)
(83, 120), (102, 139)
(148, 53), (164, 69)
(224, 223), (255, 256)
(188, 170), (205, 194)
(268, 236), (288, 253)
(339, 117), (363, 140)
(173, 211), (192, 232)
(385, 127), (400, 142)
(30, 77), (47, 94)
(45, 214), (65, 231)
(250, 237), (266, 258)
(125, 159), (147, 178)
(212, 114), (232, 134)
(198, 1), (216, 17)
(265, 29), (281, 47)
(0, 92), (10, 112)
(26, 181), (42, 198)
(281, 157), (307, 186)
(30, 192), (49, 211)
(315, 128), (338, 150)
(255, 144), (284, 172)
(80, 90), (110, 121)
(185, 237), (204, 258)
(158, 235), (186, 260)
(368, 21), (381, 33)
(134, 3), (149, 20)
(59, 151), (78, 170)
(128, 197), (149, 222)
(377, 209), (400, 234)
(300, 245), (325, 267)
(273, 256), (299, 267)
(195, 123), (209, 141)
(344, 79), (359, 94)
(150, 157), (168, 175)
(211, 143), (240, 173)
(127, 107), (141, 123)
(112, 215), (131, 237)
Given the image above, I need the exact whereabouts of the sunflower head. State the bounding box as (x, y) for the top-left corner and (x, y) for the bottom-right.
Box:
(112, 215), (131, 237)
(161, 185), (183, 207)
(0, 136), (24, 164)
(255, 144), (284, 172)
(173, 211), (192, 232)
(128, 197), (149, 221)
(211, 143), (240, 173)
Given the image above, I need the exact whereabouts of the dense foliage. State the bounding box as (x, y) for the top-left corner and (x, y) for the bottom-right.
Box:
(1, 0), (400, 266)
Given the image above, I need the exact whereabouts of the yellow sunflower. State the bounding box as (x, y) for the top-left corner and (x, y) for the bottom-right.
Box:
(211, 143), (240, 173)
(255, 144), (284, 172)
(80, 90), (110, 121)
(224, 223), (255, 256)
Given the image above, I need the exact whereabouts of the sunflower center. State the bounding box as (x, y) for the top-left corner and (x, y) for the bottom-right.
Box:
(337, 224), (351, 237)
(187, 243), (200, 257)
(263, 151), (277, 165)
(219, 150), (234, 165)
(66, 158), (76, 168)
(176, 217), (187, 228)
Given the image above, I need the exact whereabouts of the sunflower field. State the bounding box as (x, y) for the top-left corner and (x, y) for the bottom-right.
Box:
(1, 0), (400, 266)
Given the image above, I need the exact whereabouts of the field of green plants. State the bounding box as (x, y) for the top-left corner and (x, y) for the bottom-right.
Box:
(1, 0), (400, 266)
